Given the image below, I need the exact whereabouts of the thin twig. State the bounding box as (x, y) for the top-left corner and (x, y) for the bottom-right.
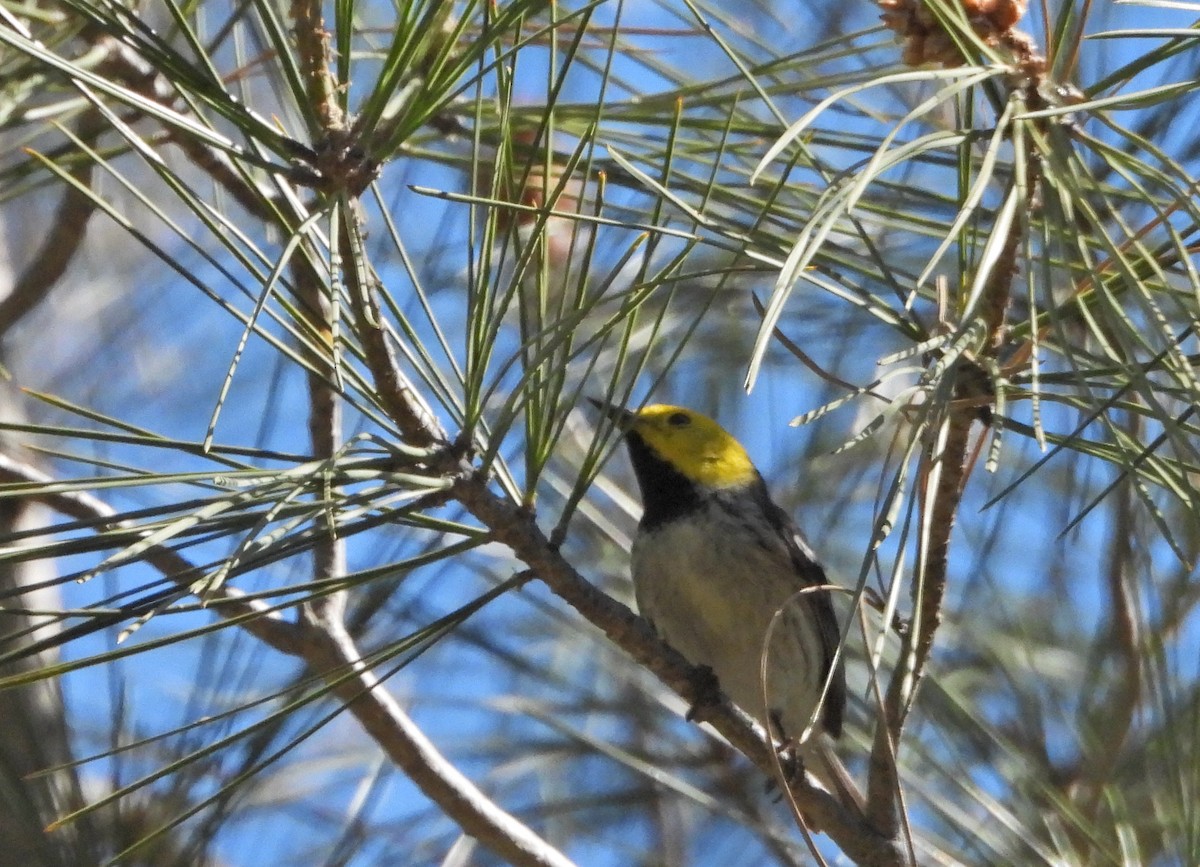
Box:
(865, 663), (906, 839)
(0, 116), (101, 336)
(751, 292), (889, 401)
(863, 64), (1045, 835)
(1071, 472), (1141, 852)
(292, 252), (346, 627)
(339, 208), (448, 447)
(292, 0), (344, 133)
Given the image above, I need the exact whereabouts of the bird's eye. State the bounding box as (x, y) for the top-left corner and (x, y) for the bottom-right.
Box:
(667, 411), (691, 427)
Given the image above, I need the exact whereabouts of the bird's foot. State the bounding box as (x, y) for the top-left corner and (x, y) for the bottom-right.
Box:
(684, 664), (722, 722)
(764, 740), (804, 796)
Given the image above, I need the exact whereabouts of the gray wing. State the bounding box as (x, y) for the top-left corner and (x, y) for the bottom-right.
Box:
(760, 486), (847, 738)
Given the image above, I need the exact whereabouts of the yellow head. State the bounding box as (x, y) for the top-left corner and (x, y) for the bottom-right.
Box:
(614, 404), (757, 489)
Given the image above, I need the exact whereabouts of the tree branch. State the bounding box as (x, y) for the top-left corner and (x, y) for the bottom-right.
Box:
(863, 67), (1046, 835)
(0, 118), (100, 336)
(0, 450), (576, 867)
(454, 476), (909, 867)
(0, 453), (307, 654)
(330, 206), (907, 862)
(302, 616), (575, 867)
(292, 250), (346, 628)
(291, 0), (344, 133)
(339, 208), (448, 447)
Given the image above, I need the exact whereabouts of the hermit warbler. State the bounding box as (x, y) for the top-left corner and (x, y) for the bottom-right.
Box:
(596, 402), (854, 801)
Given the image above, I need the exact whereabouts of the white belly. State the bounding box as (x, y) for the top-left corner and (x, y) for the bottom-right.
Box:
(631, 509), (827, 740)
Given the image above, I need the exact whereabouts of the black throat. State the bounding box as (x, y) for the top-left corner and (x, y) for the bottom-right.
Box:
(623, 432), (706, 531)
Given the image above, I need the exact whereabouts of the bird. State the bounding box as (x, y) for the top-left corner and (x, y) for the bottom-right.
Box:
(594, 401), (858, 808)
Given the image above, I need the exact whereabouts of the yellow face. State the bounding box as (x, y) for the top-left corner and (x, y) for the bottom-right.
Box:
(625, 405), (757, 489)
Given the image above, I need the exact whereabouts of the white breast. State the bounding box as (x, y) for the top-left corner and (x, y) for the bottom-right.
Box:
(631, 505), (828, 740)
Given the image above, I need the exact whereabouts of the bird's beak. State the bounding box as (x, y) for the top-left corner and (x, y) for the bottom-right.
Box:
(587, 397), (634, 430)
